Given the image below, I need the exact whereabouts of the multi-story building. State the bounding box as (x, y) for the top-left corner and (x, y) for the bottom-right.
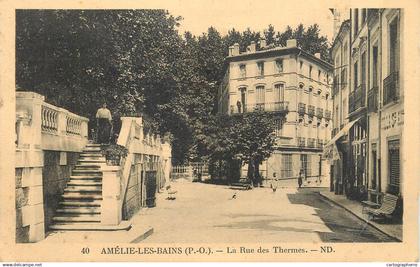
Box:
(328, 9), (403, 213)
(330, 19), (351, 194)
(218, 39), (333, 184)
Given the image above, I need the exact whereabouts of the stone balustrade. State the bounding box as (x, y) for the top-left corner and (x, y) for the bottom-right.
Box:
(15, 91), (89, 242)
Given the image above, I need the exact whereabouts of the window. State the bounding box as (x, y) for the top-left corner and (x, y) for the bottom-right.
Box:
(309, 65), (313, 78)
(372, 45), (379, 87)
(274, 118), (284, 137)
(361, 52), (367, 86)
(256, 85), (265, 109)
(388, 139), (400, 194)
(300, 154), (308, 177)
(318, 70), (321, 81)
(389, 17), (399, 73)
(274, 83), (284, 102)
(275, 59), (284, 73)
(343, 43), (348, 64)
(239, 64), (246, 78)
(257, 61), (265, 76)
(281, 154), (293, 178)
(299, 61), (303, 72)
(354, 62), (358, 90)
(237, 87), (247, 113)
(299, 83), (304, 90)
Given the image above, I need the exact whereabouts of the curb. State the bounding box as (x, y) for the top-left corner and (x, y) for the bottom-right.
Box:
(129, 227), (154, 243)
(318, 192), (401, 242)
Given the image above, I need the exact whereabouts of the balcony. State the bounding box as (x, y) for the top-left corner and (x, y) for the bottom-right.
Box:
(383, 72), (399, 106)
(317, 139), (324, 149)
(324, 110), (332, 120)
(368, 86), (378, 112)
(349, 84), (366, 114)
(316, 108), (323, 119)
(308, 105), (315, 117)
(230, 101), (289, 114)
(307, 138), (316, 148)
(298, 103), (306, 115)
(297, 137), (306, 147)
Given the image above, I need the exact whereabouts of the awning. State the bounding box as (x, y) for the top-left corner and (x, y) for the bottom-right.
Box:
(324, 117), (361, 148)
(322, 118), (361, 160)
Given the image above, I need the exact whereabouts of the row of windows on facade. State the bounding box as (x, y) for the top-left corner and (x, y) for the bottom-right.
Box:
(236, 83), (330, 104)
(238, 59), (327, 81)
(279, 154), (320, 178)
(334, 12), (400, 109)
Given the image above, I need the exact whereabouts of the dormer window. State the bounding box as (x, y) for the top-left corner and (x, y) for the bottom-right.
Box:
(275, 59), (284, 73)
(257, 61), (265, 76)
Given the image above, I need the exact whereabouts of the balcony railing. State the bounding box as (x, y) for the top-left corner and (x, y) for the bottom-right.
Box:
(308, 105), (315, 117)
(230, 101), (289, 114)
(383, 71), (399, 105)
(368, 86), (378, 112)
(298, 103), (306, 115)
(324, 110), (332, 120)
(316, 108), (323, 119)
(307, 138), (316, 148)
(297, 137), (306, 147)
(349, 84), (366, 113)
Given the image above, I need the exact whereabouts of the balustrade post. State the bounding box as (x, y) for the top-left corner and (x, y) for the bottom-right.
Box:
(101, 166), (122, 225)
(57, 108), (67, 136)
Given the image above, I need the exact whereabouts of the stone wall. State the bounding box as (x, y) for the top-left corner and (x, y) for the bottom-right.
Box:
(42, 151), (79, 230)
(122, 163), (143, 220)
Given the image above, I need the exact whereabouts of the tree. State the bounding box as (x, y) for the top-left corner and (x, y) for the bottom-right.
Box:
(207, 112), (277, 185)
(264, 24), (276, 46)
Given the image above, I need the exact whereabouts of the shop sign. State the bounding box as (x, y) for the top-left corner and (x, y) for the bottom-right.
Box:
(381, 109), (404, 130)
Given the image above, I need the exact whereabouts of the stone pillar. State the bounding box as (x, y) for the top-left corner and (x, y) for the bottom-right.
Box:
(101, 166), (122, 225)
(15, 92), (46, 242)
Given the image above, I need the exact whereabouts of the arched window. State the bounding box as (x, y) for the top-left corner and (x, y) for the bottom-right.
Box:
(237, 87), (247, 113)
(274, 83), (285, 103)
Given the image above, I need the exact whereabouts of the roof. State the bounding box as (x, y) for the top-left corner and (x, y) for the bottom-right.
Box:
(225, 46), (333, 71)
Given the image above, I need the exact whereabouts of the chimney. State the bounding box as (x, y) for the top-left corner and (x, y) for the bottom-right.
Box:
(233, 43), (240, 56)
(314, 53), (321, 59)
(250, 41), (256, 53)
(286, 39), (297, 48)
(228, 45), (234, 56)
(260, 38), (266, 49)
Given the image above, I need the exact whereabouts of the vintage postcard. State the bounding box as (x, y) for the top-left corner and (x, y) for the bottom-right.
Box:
(0, 0), (419, 263)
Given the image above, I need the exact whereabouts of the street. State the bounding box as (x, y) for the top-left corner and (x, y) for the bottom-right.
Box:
(137, 180), (394, 243)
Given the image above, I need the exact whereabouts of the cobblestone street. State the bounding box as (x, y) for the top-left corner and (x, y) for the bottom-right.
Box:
(138, 180), (394, 243)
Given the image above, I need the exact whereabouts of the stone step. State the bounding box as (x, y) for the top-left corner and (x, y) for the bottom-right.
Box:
(72, 169), (102, 175)
(74, 165), (101, 169)
(56, 207), (101, 214)
(86, 144), (101, 147)
(70, 174), (102, 179)
(67, 181), (102, 186)
(83, 148), (102, 153)
(52, 215), (101, 223)
(78, 160), (106, 164)
(49, 221), (132, 231)
(80, 153), (103, 157)
(59, 200), (102, 207)
(64, 186), (102, 192)
(62, 193), (102, 200)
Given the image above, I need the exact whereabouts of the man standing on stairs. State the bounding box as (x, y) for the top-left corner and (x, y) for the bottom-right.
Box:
(96, 103), (113, 144)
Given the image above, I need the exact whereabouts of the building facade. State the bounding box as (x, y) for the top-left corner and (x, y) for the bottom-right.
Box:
(329, 9), (403, 211)
(218, 39), (333, 184)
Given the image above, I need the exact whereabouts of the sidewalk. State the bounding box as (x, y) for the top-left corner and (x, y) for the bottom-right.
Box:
(40, 214), (154, 244)
(319, 190), (402, 241)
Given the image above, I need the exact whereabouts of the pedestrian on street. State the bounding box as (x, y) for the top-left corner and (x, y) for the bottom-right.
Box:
(95, 103), (113, 144)
(298, 169), (303, 189)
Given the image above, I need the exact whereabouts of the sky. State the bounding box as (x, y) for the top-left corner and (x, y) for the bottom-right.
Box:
(160, 0), (350, 43)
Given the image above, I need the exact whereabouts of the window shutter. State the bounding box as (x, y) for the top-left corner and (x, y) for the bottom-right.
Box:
(388, 140), (400, 188)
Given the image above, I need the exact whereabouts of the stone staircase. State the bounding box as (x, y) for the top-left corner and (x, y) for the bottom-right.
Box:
(50, 143), (105, 230)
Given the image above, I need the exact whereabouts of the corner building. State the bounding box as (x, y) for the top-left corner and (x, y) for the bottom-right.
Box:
(218, 39), (333, 184)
